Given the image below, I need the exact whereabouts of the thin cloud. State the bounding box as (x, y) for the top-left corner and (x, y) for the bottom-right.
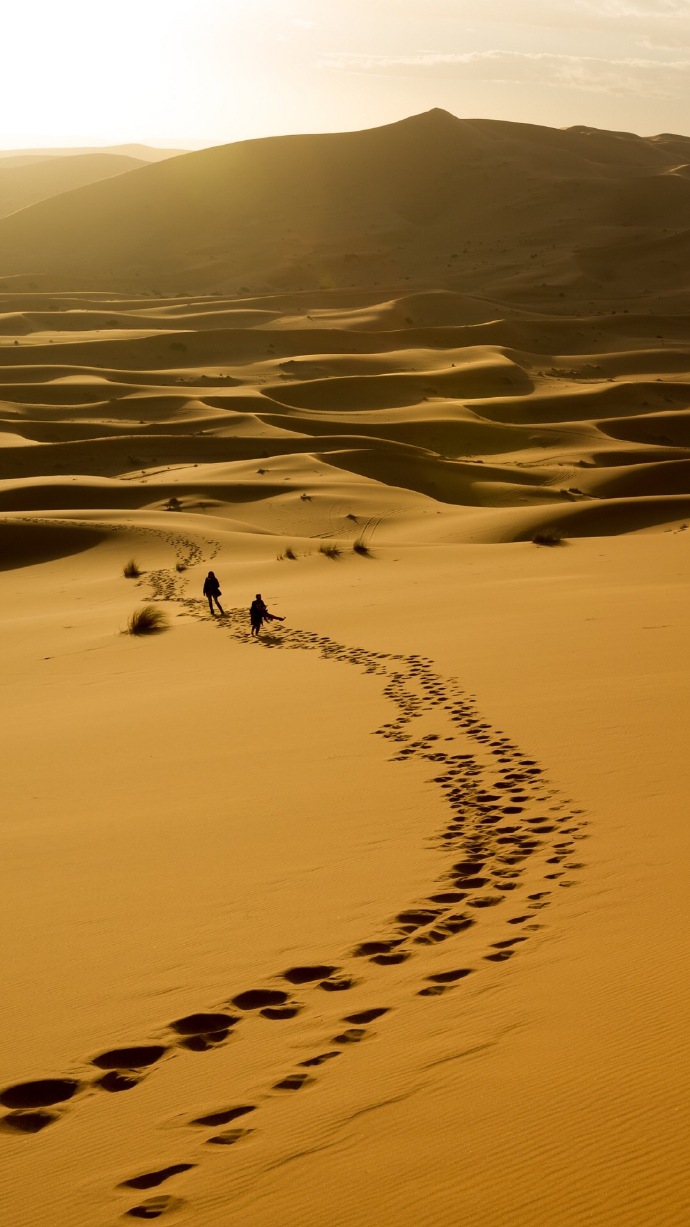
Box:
(321, 49), (690, 98)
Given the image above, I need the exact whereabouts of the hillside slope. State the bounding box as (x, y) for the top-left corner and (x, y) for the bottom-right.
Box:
(0, 110), (688, 303)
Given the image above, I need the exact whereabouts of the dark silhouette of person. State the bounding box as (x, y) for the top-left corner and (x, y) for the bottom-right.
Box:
(250, 593), (284, 637)
(203, 571), (224, 615)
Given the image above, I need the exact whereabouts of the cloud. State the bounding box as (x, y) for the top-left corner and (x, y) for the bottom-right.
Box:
(320, 48), (690, 99)
(369, 0), (690, 38)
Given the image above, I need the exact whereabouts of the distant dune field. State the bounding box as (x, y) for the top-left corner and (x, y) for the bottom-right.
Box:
(0, 113), (689, 1227)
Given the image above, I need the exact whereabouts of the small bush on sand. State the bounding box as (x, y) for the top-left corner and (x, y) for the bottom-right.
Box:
(165, 497), (182, 512)
(123, 559), (141, 578)
(126, 604), (168, 635)
(175, 562), (187, 572)
(353, 539), (372, 557)
(319, 542), (342, 560)
(532, 529), (565, 547)
(284, 547), (297, 560)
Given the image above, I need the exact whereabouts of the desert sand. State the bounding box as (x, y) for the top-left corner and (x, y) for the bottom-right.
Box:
(0, 111), (689, 1226)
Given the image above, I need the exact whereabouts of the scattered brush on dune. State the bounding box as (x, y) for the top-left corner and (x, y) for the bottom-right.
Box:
(353, 539), (373, 557)
(532, 529), (566, 547)
(319, 542), (342, 560)
(122, 558), (141, 578)
(126, 604), (168, 635)
(175, 562), (187, 572)
(278, 546), (298, 561)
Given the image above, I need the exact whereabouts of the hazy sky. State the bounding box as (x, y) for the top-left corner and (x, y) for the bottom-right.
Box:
(2, 0), (689, 149)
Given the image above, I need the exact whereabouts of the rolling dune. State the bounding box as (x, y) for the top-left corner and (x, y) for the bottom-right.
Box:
(1, 111), (689, 1227)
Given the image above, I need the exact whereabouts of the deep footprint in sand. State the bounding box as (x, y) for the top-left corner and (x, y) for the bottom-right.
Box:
(126, 1196), (184, 1219)
(120, 1165), (195, 1191)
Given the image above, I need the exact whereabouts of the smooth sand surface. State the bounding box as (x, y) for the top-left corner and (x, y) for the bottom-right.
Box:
(1, 112), (689, 1226)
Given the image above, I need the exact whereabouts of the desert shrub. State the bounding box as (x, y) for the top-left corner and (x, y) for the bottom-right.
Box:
(319, 543), (342, 560)
(123, 559), (141, 578)
(532, 529), (565, 547)
(165, 497), (182, 511)
(353, 540), (372, 557)
(284, 547), (297, 560)
(175, 563), (187, 572)
(126, 604), (168, 635)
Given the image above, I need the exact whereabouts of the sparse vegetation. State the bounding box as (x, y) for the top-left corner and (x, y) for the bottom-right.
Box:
(300, 492), (311, 502)
(353, 539), (372, 557)
(284, 546), (297, 560)
(175, 562), (187, 572)
(532, 529), (565, 547)
(165, 496), (182, 511)
(123, 558), (141, 578)
(319, 542), (342, 560)
(126, 604), (168, 635)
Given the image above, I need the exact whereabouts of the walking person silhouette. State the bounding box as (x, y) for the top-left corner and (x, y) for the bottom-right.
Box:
(250, 593), (284, 637)
(203, 571), (224, 616)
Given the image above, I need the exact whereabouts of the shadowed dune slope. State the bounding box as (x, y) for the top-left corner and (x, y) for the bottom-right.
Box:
(0, 110), (689, 301)
(0, 154), (146, 220)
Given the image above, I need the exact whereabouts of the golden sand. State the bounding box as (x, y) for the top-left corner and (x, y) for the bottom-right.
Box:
(0, 112), (689, 1225)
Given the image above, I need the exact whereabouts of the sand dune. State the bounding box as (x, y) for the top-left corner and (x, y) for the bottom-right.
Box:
(0, 153), (147, 221)
(0, 110), (688, 298)
(1, 110), (689, 1227)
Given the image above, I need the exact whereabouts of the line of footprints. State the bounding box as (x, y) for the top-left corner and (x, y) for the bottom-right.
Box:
(1, 601), (587, 1221)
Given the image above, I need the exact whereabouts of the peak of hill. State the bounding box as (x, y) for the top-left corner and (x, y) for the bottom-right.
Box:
(0, 111), (688, 306)
(0, 152), (147, 221)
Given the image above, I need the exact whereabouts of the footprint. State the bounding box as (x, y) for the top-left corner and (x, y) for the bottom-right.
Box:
(1, 1110), (57, 1133)
(283, 965), (338, 985)
(121, 1165), (194, 1191)
(191, 1105), (255, 1127)
(319, 976), (357, 992)
(273, 1073), (314, 1091)
(300, 1052), (341, 1068)
(260, 1006), (301, 1020)
(171, 1013), (236, 1036)
(126, 1196), (183, 1219)
(331, 1028), (368, 1045)
(426, 969), (473, 984)
(353, 939), (402, 957)
(231, 989), (289, 1011)
(98, 1072), (140, 1093)
(370, 951), (409, 965)
(342, 1008), (389, 1025)
(0, 1078), (80, 1110)
(93, 1046), (166, 1071)
(206, 1128), (253, 1146)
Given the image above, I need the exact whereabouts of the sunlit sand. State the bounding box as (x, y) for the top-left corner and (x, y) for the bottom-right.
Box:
(1, 112), (689, 1227)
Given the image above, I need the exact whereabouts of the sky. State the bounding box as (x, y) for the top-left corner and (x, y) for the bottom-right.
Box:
(1, 0), (689, 150)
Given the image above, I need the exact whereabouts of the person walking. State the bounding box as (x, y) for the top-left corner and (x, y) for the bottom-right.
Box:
(250, 593), (284, 637)
(203, 571), (224, 616)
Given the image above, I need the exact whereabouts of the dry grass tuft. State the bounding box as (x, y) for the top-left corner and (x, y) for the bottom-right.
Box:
(532, 528), (565, 547)
(123, 559), (141, 578)
(126, 604), (168, 635)
(353, 539), (372, 557)
(319, 542), (342, 560)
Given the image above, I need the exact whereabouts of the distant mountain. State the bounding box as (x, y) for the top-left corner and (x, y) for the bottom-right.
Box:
(0, 144), (185, 166)
(0, 110), (688, 305)
(0, 153), (148, 220)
